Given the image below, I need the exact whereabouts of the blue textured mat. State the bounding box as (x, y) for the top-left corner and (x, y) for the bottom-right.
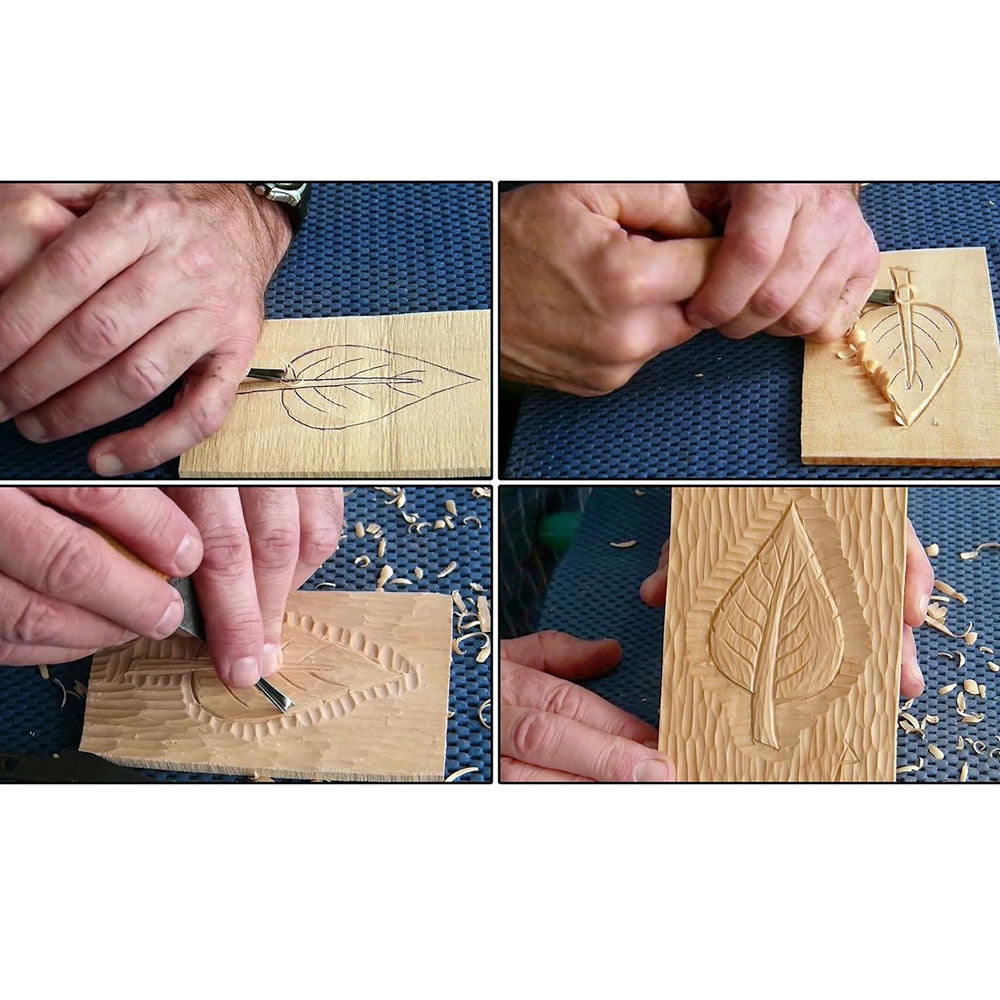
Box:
(506, 183), (1000, 478)
(537, 485), (1000, 781)
(0, 486), (492, 781)
(0, 182), (492, 479)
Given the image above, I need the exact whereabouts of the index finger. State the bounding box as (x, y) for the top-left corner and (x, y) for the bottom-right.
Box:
(905, 518), (934, 628)
(500, 631), (622, 680)
(0, 199), (149, 374)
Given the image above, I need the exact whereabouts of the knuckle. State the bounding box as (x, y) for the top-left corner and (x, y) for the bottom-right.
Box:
(508, 709), (554, 760)
(65, 486), (124, 510)
(186, 395), (230, 442)
(41, 529), (97, 594)
(251, 524), (300, 568)
(0, 302), (37, 354)
(542, 680), (585, 720)
(7, 595), (58, 645)
(750, 283), (795, 319)
(594, 740), (639, 781)
(46, 239), (99, 286)
(71, 307), (124, 359)
(174, 240), (220, 282)
(11, 190), (54, 228)
(732, 233), (782, 271)
(199, 526), (253, 574)
(783, 307), (824, 336)
(117, 356), (171, 402)
(298, 527), (342, 567)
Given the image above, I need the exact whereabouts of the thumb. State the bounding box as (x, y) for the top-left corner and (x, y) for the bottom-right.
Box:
(501, 630), (622, 679)
(620, 236), (721, 306)
(601, 182), (715, 239)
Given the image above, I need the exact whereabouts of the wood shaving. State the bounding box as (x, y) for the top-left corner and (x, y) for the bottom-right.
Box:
(960, 762), (969, 782)
(433, 519), (447, 530)
(390, 579), (413, 586)
(960, 712), (985, 724)
(836, 346), (857, 360)
(314, 582), (337, 589)
(53, 678), (68, 709)
(444, 766), (479, 782)
(462, 516), (482, 528)
(980, 684), (988, 699)
(934, 579), (968, 604)
(444, 516), (455, 529)
(459, 619), (482, 631)
(354, 522), (364, 538)
(410, 522), (431, 535)
(981, 646), (995, 654)
(377, 538), (386, 558)
(988, 662), (1000, 673)
(958, 736), (965, 751)
(470, 487), (491, 499)
(897, 760), (924, 774)
(476, 637), (492, 663)
(402, 511), (418, 525)
(445, 499), (457, 516)
(446, 709), (455, 719)
(634, 489), (647, 496)
(939, 683), (958, 694)
(354, 555), (371, 567)
(452, 591), (468, 614)
(437, 561), (457, 578)
(973, 740), (987, 754)
(477, 595), (491, 634)
(924, 543), (939, 557)
(394, 491), (406, 509)
(73, 681), (87, 698)
(925, 616), (973, 639)
(470, 582), (484, 592)
(966, 631), (979, 646)
(478, 699), (491, 730)
(609, 540), (637, 549)
(38, 664), (49, 680)
(376, 565), (393, 590)
(927, 604), (947, 620)
(958, 541), (1000, 561)
(957, 691), (968, 713)
(928, 744), (944, 760)
(964, 679), (980, 696)
(414, 566), (424, 580)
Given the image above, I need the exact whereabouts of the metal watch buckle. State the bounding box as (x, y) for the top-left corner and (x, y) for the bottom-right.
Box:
(252, 182), (307, 208)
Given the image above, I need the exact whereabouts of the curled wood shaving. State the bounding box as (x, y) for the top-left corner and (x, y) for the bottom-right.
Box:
(925, 616), (973, 639)
(470, 582), (484, 592)
(394, 491), (407, 509)
(444, 766), (479, 782)
(934, 579), (968, 604)
(477, 595), (491, 634)
(53, 678), (68, 709)
(925, 543), (939, 557)
(610, 540), (637, 549)
(476, 637), (492, 663)
(460, 619), (482, 631)
(409, 522), (431, 535)
(981, 646), (995, 654)
(452, 591), (468, 614)
(445, 499), (457, 516)
(634, 489), (647, 496)
(958, 541), (1000, 561)
(390, 579), (414, 586)
(836, 346), (857, 360)
(402, 511), (418, 525)
(462, 516), (482, 528)
(470, 487), (491, 499)
(897, 759), (925, 774)
(973, 740), (987, 754)
(960, 712), (985, 724)
(354, 555), (371, 567)
(314, 582), (337, 589)
(478, 699), (491, 730)
(927, 604), (947, 620)
(437, 561), (457, 579)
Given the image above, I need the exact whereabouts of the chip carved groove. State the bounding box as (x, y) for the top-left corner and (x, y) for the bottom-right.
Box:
(102, 609), (421, 743)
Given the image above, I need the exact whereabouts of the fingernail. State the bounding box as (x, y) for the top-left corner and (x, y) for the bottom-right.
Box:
(230, 656), (261, 688)
(153, 595), (184, 638)
(918, 592), (930, 618)
(261, 643), (282, 677)
(16, 414), (46, 442)
(94, 453), (124, 477)
(173, 533), (201, 575)
(634, 757), (676, 782)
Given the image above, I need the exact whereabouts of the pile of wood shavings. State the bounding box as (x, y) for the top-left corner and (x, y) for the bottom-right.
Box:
(901, 539), (1000, 781)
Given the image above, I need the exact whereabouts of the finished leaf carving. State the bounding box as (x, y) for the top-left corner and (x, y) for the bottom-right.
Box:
(709, 502), (845, 749)
(236, 345), (480, 430)
(849, 266), (961, 426)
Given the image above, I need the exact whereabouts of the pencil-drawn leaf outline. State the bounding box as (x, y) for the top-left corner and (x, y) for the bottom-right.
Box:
(709, 502), (846, 749)
(236, 345), (480, 430)
(119, 610), (421, 741)
(851, 266), (961, 426)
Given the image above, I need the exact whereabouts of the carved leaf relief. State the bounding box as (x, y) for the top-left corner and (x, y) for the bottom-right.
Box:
(849, 266), (961, 426)
(709, 502), (846, 749)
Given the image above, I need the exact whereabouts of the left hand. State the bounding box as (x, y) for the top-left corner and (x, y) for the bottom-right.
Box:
(165, 487), (344, 688)
(684, 183), (880, 342)
(0, 183), (291, 474)
(640, 517), (933, 699)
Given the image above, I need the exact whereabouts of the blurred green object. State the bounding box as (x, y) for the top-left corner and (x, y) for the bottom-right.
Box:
(538, 512), (584, 554)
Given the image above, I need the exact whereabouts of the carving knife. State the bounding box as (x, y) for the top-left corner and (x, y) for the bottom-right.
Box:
(169, 575), (294, 714)
(89, 526), (294, 715)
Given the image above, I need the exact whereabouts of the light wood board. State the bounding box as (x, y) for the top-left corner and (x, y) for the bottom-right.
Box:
(80, 591), (454, 781)
(658, 486), (907, 781)
(180, 309), (490, 477)
(802, 247), (1000, 465)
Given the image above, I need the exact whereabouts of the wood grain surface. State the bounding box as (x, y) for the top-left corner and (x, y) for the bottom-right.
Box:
(658, 486), (907, 781)
(802, 248), (1000, 465)
(180, 309), (490, 477)
(80, 591), (454, 781)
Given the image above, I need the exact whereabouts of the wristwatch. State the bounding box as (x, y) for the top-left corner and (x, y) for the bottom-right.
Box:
(248, 182), (312, 236)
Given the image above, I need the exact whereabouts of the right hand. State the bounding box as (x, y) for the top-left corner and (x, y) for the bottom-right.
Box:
(500, 630), (676, 781)
(500, 183), (718, 395)
(0, 486), (202, 666)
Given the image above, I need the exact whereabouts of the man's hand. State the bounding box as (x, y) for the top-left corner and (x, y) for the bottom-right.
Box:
(0, 183), (291, 474)
(165, 487), (344, 688)
(500, 630), (675, 781)
(500, 183), (718, 395)
(684, 183), (880, 342)
(0, 486), (202, 665)
(640, 518), (934, 699)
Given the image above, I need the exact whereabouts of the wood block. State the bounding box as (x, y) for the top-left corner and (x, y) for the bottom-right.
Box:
(658, 486), (907, 781)
(801, 247), (1000, 465)
(79, 591), (453, 781)
(179, 309), (490, 477)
